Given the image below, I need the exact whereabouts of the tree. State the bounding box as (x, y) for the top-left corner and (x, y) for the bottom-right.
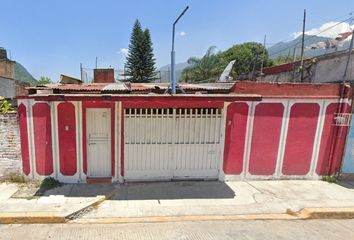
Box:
(125, 20), (156, 82)
(218, 42), (273, 77)
(180, 42), (273, 83)
(38, 76), (52, 85)
(181, 46), (221, 83)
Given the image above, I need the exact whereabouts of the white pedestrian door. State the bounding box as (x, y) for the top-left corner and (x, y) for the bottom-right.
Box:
(124, 108), (222, 181)
(86, 108), (111, 178)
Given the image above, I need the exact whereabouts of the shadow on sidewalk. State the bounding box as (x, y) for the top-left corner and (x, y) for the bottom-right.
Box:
(337, 181), (354, 189)
(36, 181), (236, 200)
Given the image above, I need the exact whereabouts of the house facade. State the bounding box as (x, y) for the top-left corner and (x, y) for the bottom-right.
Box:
(16, 81), (352, 183)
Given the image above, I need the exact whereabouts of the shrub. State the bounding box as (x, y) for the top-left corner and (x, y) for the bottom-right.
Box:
(0, 99), (15, 113)
(39, 177), (62, 190)
(322, 175), (338, 183)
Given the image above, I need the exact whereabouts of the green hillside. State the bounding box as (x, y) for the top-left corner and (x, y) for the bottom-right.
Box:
(13, 62), (38, 85)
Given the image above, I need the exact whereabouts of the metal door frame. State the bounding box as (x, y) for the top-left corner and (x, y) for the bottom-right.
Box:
(86, 108), (111, 178)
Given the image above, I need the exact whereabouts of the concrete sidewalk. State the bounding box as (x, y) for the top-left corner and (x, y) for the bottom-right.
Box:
(77, 180), (354, 221)
(1, 180), (354, 223)
(0, 182), (108, 223)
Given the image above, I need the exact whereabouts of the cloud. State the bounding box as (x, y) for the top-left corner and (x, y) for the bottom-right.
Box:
(291, 21), (354, 39)
(120, 48), (129, 56)
(179, 31), (186, 37)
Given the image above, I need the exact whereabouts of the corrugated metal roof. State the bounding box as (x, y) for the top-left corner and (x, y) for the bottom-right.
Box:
(102, 82), (129, 91)
(27, 82), (235, 94)
(28, 83), (107, 91)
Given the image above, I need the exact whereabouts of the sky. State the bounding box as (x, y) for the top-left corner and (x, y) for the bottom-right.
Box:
(1, 0), (354, 81)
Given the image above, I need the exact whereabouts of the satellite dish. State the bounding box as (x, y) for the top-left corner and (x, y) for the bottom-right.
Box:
(219, 60), (236, 82)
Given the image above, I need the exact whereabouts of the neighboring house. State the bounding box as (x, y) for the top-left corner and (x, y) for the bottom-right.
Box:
(257, 49), (354, 83)
(0, 48), (37, 98)
(16, 79), (351, 183)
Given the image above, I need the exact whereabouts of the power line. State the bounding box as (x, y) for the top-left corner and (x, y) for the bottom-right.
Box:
(266, 11), (354, 50)
(269, 15), (354, 58)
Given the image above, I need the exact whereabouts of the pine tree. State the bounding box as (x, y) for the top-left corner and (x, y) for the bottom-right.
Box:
(125, 20), (156, 83)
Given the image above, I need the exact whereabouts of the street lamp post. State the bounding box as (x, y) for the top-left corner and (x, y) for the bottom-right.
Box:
(171, 6), (189, 94)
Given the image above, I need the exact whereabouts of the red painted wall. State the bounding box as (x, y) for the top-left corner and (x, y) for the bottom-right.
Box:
(18, 104), (30, 176)
(223, 102), (249, 174)
(282, 103), (320, 175)
(316, 103), (337, 175)
(93, 69), (114, 83)
(32, 103), (53, 175)
(329, 103), (351, 174)
(249, 103), (284, 175)
(82, 101), (115, 177)
(57, 103), (77, 176)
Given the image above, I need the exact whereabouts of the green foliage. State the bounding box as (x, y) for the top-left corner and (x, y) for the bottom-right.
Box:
(0, 99), (15, 113)
(322, 175), (338, 183)
(125, 20), (156, 83)
(181, 46), (221, 82)
(218, 42), (273, 76)
(38, 76), (52, 85)
(40, 177), (62, 190)
(181, 42), (273, 83)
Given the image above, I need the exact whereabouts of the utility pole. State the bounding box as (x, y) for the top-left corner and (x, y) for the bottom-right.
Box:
(80, 63), (83, 82)
(95, 57), (98, 69)
(292, 47), (297, 81)
(342, 30), (354, 83)
(171, 6), (189, 94)
(123, 64), (126, 82)
(260, 34), (267, 75)
(300, 9), (306, 82)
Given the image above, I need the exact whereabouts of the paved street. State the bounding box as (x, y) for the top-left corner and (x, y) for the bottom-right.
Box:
(1, 220), (354, 240)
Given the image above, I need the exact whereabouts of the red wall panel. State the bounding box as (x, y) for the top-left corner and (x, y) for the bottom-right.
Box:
(249, 103), (284, 175)
(58, 103), (77, 176)
(18, 104), (30, 176)
(329, 103), (350, 174)
(282, 103), (320, 175)
(33, 103), (53, 175)
(223, 102), (249, 174)
(316, 103), (337, 175)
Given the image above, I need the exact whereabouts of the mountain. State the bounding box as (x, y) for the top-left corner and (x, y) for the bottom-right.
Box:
(268, 34), (351, 59)
(14, 62), (38, 85)
(157, 62), (190, 83)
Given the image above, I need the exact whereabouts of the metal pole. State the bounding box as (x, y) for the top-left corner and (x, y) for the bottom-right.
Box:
(80, 63), (83, 82)
(300, 9), (306, 82)
(171, 6), (189, 94)
(342, 30), (354, 82)
(260, 34), (266, 74)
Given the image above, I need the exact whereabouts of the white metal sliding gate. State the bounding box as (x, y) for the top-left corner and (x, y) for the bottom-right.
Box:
(124, 108), (222, 181)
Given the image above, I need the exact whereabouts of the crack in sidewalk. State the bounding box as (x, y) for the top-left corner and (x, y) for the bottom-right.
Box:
(65, 192), (115, 221)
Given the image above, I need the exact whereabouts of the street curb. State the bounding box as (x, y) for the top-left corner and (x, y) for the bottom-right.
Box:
(70, 207), (354, 224)
(1, 207), (354, 224)
(287, 207), (354, 220)
(70, 214), (298, 224)
(69, 207), (354, 224)
(0, 194), (113, 224)
(65, 193), (114, 221)
(0, 212), (65, 224)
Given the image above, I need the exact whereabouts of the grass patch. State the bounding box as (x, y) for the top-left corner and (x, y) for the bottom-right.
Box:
(322, 175), (338, 183)
(1, 173), (26, 183)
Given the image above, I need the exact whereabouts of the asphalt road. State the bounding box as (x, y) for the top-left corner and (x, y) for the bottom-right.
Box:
(1, 219), (354, 240)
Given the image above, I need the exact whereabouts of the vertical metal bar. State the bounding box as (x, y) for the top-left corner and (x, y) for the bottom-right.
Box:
(300, 9), (306, 82)
(149, 108), (156, 170)
(193, 108), (198, 169)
